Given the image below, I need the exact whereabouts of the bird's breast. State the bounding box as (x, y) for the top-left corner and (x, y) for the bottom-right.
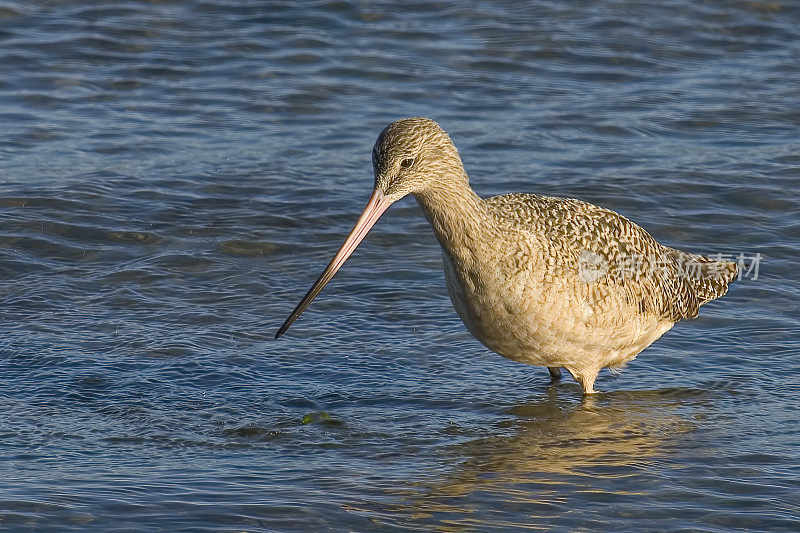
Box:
(440, 241), (554, 359)
(439, 237), (670, 367)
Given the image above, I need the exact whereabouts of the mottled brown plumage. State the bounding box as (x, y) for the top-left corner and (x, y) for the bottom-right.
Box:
(276, 117), (737, 393)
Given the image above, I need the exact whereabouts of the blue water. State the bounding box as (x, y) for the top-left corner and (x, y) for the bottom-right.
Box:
(1, 1), (799, 530)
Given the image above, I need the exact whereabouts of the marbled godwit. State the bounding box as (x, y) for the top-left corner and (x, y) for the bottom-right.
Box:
(275, 118), (737, 393)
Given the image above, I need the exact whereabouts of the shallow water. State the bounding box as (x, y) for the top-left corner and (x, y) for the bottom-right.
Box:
(1, 0), (799, 530)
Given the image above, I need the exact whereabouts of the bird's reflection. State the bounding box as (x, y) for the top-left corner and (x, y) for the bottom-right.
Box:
(371, 386), (713, 529)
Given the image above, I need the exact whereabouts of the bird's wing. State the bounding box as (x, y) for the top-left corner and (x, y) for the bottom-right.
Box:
(486, 193), (736, 322)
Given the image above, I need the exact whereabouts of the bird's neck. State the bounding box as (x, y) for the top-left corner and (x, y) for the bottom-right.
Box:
(412, 175), (491, 255)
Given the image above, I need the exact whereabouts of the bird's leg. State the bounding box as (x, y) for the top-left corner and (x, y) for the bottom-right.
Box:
(548, 367), (562, 381)
(565, 367), (598, 394)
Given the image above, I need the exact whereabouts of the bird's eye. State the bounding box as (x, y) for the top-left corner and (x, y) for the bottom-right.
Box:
(400, 158), (414, 169)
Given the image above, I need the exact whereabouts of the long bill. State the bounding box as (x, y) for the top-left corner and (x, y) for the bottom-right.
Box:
(275, 189), (392, 339)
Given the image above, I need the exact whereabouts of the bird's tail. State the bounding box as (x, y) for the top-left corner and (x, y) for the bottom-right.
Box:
(663, 248), (738, 306)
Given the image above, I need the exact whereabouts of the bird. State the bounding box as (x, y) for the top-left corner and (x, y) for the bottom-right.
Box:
(275, 117), (737, 393)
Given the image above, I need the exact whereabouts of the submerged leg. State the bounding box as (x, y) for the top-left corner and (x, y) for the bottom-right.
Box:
(565, 367), (598, 394)
(580, 377), (597, 395)
(548, 367), (562, 380)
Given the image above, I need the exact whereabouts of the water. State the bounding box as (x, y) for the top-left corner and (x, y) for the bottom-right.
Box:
(1, 0), (799, 530)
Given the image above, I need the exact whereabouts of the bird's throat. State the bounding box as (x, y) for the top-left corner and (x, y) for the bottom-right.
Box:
(413, 180), (491, 258)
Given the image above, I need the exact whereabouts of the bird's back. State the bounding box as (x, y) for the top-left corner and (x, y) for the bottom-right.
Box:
(485, 193), (737, 323)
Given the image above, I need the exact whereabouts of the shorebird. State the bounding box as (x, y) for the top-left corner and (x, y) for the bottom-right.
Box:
(275, 118), (737, 393)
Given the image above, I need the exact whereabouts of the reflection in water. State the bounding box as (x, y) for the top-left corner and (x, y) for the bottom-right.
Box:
(376, 388), (709, 529)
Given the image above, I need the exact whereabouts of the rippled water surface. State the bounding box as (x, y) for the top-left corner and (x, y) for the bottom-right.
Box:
(1, 1), (799, 530)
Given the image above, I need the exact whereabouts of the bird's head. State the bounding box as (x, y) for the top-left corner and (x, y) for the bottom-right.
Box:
(275, 117), (462, 338)
(371, 117), (465, 203)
